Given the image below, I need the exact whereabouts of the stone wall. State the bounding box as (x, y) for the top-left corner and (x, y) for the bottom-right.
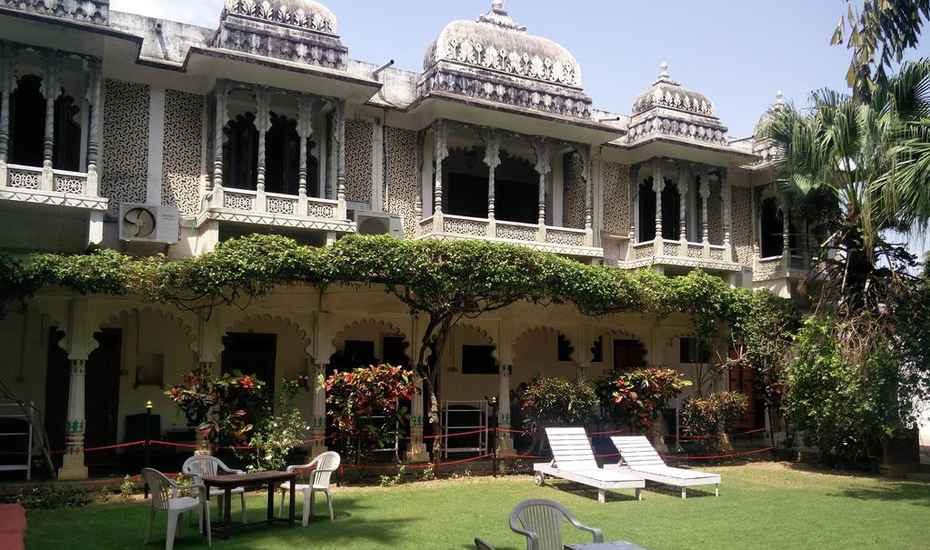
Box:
(101, 80), (149, 216)
(161, 90), (204, 216)
(345, 119), (373, 204)
(732, 186), (754, 267)
(383, 126), (419, 238)
(563, 153), (585, 229)
(601, 161), (630, 235)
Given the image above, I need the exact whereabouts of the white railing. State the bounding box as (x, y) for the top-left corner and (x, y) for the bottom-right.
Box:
(214, 186), (342, 220)
(53, 169), (87, 194)
(627, 238), (737, 265)
(443, 214), (489, 237)
(495, 220), (538, 242)
(418, 216), (435, 236)
(6, 164), (42, 190)
(632, 241), (655, 260)
(4, 164), (93, 196)
(545, 227), (586, 247)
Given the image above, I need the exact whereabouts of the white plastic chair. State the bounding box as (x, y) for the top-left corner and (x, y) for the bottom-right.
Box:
(182, 454), (248, 524)
(142, 468), (211, 550)
(278, 451), (341, 526)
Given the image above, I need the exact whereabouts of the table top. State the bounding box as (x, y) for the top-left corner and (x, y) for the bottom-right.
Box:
(565, 542), (647, 550)
(202, 471), (296, 487)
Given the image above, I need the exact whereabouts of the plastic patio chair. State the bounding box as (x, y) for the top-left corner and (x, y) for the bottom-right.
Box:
(474, 537), (497, 549)
(509, 499), (604, 550)
(278, 451), (342, 526)
(182, 454), (247, 525)
(142, 468), (211, 550)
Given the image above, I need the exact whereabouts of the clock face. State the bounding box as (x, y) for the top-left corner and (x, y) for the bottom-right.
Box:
(124, 208), (156, 239)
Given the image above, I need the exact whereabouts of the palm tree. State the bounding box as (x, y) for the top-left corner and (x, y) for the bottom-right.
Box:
(761, 59), (930, 312)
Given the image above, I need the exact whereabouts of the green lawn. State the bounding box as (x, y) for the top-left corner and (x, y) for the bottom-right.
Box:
(25, 463), (930, 550)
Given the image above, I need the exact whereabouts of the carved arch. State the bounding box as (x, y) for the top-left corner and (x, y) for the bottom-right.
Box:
(223, 313), (313, 354)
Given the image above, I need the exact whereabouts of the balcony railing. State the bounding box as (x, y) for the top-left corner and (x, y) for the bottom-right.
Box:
(752, 254), (810, 282)
(417, 212), (600, 257)
(203, 185), (353, 233)
(624, 239), (739, 271)
(0, 163), (107, 211)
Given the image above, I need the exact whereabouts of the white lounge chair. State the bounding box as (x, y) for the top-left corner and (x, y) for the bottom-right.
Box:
(533, 427), (644, 503)
(609, 435), (721, 499)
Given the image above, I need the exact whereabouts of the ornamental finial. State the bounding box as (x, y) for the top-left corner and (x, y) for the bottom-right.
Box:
(659, 61), (670, 80)
(775, 90), (785, 104)
(492, 0), (505, 13)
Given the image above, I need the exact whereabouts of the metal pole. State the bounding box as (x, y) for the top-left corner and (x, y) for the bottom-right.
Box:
(144, 400), (152, 498)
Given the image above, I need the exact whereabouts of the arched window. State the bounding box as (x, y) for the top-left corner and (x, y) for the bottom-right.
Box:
(760, 196), (799, 258)
(53, 92), (81, 172)
(661, 181), (680, 241)
(10, 74), (45, 167)
(638, 179), (656, 242)
(223, 112), (259, 190)
(265, 112), (300, 195)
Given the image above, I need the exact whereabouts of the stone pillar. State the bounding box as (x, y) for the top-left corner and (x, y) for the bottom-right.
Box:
(781, 201), (791, 270)
(41, 53), (58, 191)
(677, 167), (689, 256)
(297, 98), (313, 215)
(210, 81), (228, 207)
(432, 120), (448, 221)
(255, 89), (270, 196)
(59, 359), (88, 480)
(582, 147), (594, 245)
(653, 162), (664, 256)
(0, 46), (12, 187)
(700, 175), (711, 245)
(722, 169), (732, 249)
(534, 138), (551, 240)
(405, 376), (429, 462)
(310, 362), (328, 457)
(482, 129), (500, 237)
(497, 365), (514, 455)
(334, 99), (347, 217)
(84, 59), (102, 197)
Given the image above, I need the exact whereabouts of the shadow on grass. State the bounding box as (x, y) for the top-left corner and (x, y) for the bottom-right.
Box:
(639, 481), (717, 500)
(831, 482), (930, 507)
(543, 480), (642, 503)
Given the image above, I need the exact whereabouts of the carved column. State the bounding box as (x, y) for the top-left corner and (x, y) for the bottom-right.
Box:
(297, 97), (313, 216)
(41, 53), (59, 191)
(582, 146), (594, 246)
(699, 174), (711, 244)
(334, 99), (347, 218)
(781, 201), (791, 270)
(534, 138), (551, 241)
(310, 361), (328, 457)
(482, 129), (501, 238)
(653, 162), (664, 256)
(84, 58), (102, 197)
(255, 89), (270, 197)
(432, 120), (448, 223)
(210, 82), (228, 210)
(677, 166), (689, 257)
(0, 45), (13, 187)
(59, 359), (88, 480)
(497, 364), (514, 455)
(406, 376), (429, 462)
(722, 169), (733, 259)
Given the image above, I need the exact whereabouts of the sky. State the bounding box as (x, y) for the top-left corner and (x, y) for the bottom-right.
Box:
(112, 0), (929, 257)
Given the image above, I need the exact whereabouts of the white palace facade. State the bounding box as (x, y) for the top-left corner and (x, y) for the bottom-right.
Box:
(0, 1), (809, 480)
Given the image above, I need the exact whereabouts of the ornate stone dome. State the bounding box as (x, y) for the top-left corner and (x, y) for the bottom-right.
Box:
(424, 0), (583, 88)
(222, 0), (339, 35)
(754, 91), (786, 136)
(633, 62), (714, 116)
(215, 0), (347, 69)
(419, 1), (591, 119)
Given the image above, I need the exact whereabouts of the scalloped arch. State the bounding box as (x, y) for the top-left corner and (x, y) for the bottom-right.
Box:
(332, 319), (409, 349)
(512, 325), (572, 349)
(101, 306), (199, 354)
(456, 322), (496, 346)
(224, 313), (313, 352)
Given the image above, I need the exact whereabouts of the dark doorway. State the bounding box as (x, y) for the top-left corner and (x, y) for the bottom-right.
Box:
(638, 180), (656, 242)
(613, 339), (647, 372)
(343, 340), (377, 369)
(383, 336), (409, 368)
(265, 112), (300, 195)
(10, 74), (46, 167)
(661, 182), (680, 240)
(53, 92), (82, 172)
(729, 365), (765, 429)
(222, 333), (277, 393)
(223, 113), (259, 190)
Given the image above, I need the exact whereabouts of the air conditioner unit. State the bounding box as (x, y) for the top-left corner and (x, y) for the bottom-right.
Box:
(118, 203), (180, 244)
(354, 210), (403, 238)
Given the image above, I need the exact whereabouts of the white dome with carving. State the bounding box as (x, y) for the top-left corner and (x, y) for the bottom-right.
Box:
(633, 62), (715, 116)
(223, 0), (339, 34)
(424, 1), (583, 88)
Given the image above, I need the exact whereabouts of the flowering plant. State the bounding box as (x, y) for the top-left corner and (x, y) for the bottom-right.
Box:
(247, 379), (309, 471)
(612, 368), (692, 432)
(165, 369), (268, 446)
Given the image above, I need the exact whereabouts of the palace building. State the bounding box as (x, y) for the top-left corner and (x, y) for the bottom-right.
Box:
(0, 1), (808, 479)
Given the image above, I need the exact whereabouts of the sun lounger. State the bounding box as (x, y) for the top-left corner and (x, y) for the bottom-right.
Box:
(533, 427), (644, 503)
(609, 435), (720, 499)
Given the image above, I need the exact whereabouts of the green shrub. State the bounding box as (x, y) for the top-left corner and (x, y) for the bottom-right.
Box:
(520, 377), (599, 432)
(681, 392), (749, 452)
(611, 368), (692, 433)
(17, 486), (92, 510)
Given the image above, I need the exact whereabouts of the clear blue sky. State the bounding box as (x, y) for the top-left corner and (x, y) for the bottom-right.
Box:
(113, 0), (929, 138)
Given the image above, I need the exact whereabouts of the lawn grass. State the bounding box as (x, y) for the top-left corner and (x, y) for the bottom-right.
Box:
(25, 463), (930, 550)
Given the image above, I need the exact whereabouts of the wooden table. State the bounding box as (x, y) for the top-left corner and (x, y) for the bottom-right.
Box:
(202, 471), (297, 540)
